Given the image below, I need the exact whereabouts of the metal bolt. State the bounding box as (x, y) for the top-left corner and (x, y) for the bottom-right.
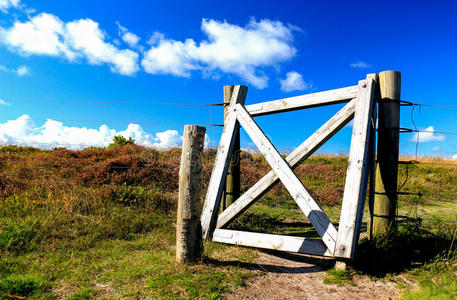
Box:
(340, 245), (346, 251)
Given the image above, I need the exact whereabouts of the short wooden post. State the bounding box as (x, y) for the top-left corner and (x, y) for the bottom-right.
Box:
(176, 125), (206, 263)
(222, 85), (241, 211)
(373, 71), (401, 236)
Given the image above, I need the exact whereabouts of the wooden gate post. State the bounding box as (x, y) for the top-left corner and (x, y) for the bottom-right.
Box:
(176, 125), (206, 263)
(222, 85), (241, 210)
(373, 71), (401, 236)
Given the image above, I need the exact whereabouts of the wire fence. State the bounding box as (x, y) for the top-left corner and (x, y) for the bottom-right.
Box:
(1, 96), (456, 228)
(394, 100), (457, 228)
(0, 176), (179, 193)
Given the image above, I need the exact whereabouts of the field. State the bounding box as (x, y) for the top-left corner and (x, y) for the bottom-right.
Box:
(0, 145), (456, 299)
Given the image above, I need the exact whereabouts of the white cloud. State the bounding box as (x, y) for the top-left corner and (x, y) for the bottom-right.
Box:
(0, 99), (11, 106)
(65, 19), (139, 75)
(0, 13), (78, 59)
(142, 18), (299, 89)
(350, 60), (372, 68)
(409, 126), (445, 143)
(0, 64), (31, 76)
(0, 13), (139, 75)
(116, 22), (140, 48)
(15, 65), (30, 76)
(0, 115), (184, 149)
(452, 154), (457, 160)
(432, 146), (440, 152)
(0, 0), (20, 12)
(279, 71), (311, 92)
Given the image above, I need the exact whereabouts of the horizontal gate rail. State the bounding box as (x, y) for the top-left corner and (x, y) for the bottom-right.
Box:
(246, 85), (358, 117)
(213, 229), (333, 257)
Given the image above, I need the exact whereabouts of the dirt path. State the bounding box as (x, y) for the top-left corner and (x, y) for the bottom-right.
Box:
(226, 251), (402, 300)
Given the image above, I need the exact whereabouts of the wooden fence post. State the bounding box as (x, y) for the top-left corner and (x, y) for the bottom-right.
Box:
(222, 85), (241, 211)
(373, 71), (401, 236)
(176, 125), (206, 263)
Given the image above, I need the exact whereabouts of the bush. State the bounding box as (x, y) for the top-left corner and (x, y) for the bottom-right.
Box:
(108, 136), (135, 148)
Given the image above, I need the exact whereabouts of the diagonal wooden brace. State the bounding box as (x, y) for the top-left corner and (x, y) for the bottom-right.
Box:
(217, 99), (356, 229)
(235, 104), (338, 252)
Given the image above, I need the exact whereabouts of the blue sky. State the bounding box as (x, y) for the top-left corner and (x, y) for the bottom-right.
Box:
(0, 0), (456, 157)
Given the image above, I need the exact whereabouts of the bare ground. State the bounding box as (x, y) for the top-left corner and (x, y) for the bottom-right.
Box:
(225, 250), (409, 300)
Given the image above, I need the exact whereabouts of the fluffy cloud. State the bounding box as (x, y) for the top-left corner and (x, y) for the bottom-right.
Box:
(279, 71), (311, 92)
(16, 65), (30, 76)
(116, 22), (140, 48)
(350, 60), (372, 68)
(0, 0), (20, 12)
(142, 18), (299, 89)
(453, 154), (457, 160)
(0, 13), (139, 75)
(409, 126), (445, 143)
(0, 115), (184, 149)
(0, 99), (11, 106)
(0, 64), (31, 76)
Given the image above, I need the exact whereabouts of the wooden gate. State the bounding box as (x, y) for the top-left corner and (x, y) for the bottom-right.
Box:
(201, 75), (376, 259)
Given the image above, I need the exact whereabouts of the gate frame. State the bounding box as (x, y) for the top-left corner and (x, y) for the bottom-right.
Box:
(201, 74), (376, 259)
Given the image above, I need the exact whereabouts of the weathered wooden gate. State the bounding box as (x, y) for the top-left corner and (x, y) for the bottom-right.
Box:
(201, 74), (376, 259)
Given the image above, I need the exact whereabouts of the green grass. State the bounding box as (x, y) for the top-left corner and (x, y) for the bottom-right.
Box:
(323, 269), (356, 286)
(1, 147), (457, 298)
(400, 255), (457, 299)
(0, 204), (262, 299)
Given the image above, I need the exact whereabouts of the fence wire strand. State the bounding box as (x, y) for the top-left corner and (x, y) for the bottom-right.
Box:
(0, 176), (178, 193)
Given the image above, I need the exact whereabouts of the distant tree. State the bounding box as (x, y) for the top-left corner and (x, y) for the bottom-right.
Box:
(109, 135), (135, 148)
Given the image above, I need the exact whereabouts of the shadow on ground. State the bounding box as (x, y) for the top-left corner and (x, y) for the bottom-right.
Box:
(209, 222), (455, 278)
(205, 249), (334, 274)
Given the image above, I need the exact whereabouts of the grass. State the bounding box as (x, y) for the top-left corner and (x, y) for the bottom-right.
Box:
(323, 269), (356, 286)
(0, 145), (456, 298)
(400, 255), (457, 299)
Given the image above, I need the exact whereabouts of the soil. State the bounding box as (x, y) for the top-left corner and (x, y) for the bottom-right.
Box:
(226, 250), (407, 300)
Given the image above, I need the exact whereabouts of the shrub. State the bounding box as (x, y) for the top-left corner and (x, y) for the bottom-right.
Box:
(108, 136), (135, 148)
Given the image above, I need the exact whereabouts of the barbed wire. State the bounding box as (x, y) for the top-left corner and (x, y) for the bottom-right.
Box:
(4, 99), (225, 107)
(0, 141), (141, 148)
(0, 159), (179, 171)
(413, 103), (457, 109)
(0, 141), (187, 149)
(399, 100), (457, 109)
(398, 160), (457, 167)
(0, 117), (223, 127)
(0, 175), (178, 192)
(399, 128), (457, 136)
(397, 192), (457, 198)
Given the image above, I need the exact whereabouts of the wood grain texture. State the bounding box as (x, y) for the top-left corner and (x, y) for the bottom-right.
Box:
(246, 85), (358, 117)
(236, 104), (338, 252)
(373, 71), (401, 235)
(176, 125), (206, 263)
(217, 100), (357, 229)
(200, 86), (247, 239)
(213, 229), (333, 256)
(223, 85), (241, 211)
(335, 78), (375, 258)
